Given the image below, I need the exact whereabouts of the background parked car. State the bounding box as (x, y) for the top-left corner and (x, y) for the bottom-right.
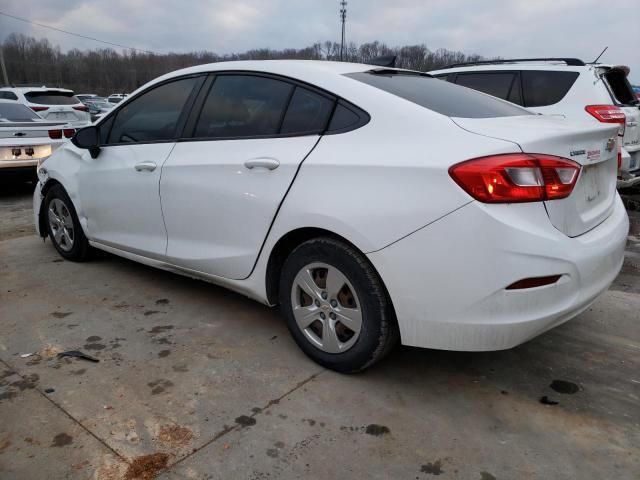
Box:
(84, 98), (114, 122)
(76, 94), (99, 104)
(0, 86), (91, 128)
(633, 85), (640, 100)
(0, 100), (74, 179)
(107, 93), (128, 104)
(430, 59), (640, 189)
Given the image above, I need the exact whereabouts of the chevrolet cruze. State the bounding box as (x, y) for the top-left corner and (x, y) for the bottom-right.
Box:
(33, 60), (629, 372)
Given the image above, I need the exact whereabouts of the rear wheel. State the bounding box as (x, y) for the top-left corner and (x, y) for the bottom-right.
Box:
(44, 185), (91, 261)
(279, 237), (398, 372)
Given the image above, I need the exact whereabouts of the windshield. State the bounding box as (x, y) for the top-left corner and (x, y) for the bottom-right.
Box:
(0, 103), (41, 121)
(345, 71), (533, 118)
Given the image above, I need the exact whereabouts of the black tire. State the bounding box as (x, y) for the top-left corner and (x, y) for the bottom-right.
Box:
(279, 237), (399, 373)
(43, 184), (92, 261)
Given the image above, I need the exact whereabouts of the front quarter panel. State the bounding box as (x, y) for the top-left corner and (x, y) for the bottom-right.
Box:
(37, 142), (92, 236)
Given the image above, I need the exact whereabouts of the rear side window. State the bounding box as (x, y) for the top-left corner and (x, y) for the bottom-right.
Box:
(24, 91), (80, 105)
(346, 72), (531, 118)
(195, 75), (293, 138)
(521, 71), (579, 107)
(107, 77), (199, 144)
(280, 87), (334, 135)
(455, 73), (517, 101)
(0, 91), (18, 100)
(603, 69), (638, 106)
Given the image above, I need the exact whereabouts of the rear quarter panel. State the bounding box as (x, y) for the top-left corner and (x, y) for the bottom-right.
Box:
(264, 97), (521, 255)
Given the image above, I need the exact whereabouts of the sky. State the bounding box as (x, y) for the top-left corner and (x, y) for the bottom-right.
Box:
(1, 0), (639, 82)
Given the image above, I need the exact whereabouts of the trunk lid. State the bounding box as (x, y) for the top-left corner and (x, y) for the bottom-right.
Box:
(0, 121), (67, 139)
(452, 115), (619, 237)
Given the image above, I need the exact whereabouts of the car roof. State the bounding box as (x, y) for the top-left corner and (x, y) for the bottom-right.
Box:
(430, 62), (631, 76)
(430, 63), (588, 75)
(132, 60), (411, 101)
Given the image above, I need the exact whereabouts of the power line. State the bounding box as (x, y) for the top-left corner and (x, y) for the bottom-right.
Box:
(0, 10), (157, 54)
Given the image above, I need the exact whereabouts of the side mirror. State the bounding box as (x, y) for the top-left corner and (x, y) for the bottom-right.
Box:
(72, 125), (101, 159)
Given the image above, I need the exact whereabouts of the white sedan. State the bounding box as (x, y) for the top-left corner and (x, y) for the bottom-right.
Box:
(33, 61), (629, 372)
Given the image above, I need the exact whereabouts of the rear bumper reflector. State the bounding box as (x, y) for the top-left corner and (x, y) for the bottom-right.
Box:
(506, 275), (562, 290)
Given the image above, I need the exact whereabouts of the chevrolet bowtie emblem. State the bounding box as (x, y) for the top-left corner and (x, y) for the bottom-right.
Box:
(13, 132), (26, 137)
(605, 137), (616, 152)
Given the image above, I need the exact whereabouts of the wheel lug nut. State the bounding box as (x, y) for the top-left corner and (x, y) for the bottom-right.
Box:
(321, 291), (328, 300)
(330, 300), (337, 308)
(320, 312), (326, 320)
(329, 312), (336, 320)
(314, 299), (320, 307)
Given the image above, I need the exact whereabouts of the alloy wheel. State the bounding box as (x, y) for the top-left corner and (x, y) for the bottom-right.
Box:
(290, 262), (362, 353)
(48, 198), (75, 252)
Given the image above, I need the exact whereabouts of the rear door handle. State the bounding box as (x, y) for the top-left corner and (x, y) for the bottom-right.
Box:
(244, 158), (280, 170)
(134, 161), (157, 172)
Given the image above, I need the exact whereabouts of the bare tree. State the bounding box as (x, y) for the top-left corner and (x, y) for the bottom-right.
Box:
(1, 33), (484, 95)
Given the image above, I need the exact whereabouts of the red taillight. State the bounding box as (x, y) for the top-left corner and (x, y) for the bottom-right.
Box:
(585, 105), (626, 123)
(31, 106), (49, 112)
(449, 154), (581, 203)
(585, 105), (626, 136)
(73, 105), (88, 112)
(63, 128), (75, 138)
(48, 129), (62, 139)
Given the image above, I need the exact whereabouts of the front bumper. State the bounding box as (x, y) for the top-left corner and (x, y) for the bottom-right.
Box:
(33, 180), (44, 237)
(367, 196), (629, 351)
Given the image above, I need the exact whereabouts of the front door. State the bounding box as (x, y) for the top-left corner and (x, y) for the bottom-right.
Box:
(77, 75), (203, 258)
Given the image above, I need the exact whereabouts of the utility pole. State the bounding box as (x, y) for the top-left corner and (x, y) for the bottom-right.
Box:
(340, 0), (347, 61)
(0, 45), (9, 86)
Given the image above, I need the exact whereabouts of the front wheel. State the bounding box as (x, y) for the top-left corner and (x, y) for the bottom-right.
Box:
(44, 185), (91, 261)
(279, 237), (398, 373)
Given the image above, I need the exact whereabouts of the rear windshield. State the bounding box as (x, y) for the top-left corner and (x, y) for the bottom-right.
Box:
(24, 91), (80, 105)
(346, 71), (531, 118)
(603, 69), (639, 106)
(0, 103), (41, 121)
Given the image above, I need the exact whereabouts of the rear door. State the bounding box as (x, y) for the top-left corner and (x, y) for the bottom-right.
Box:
(160, 73), (334, 279)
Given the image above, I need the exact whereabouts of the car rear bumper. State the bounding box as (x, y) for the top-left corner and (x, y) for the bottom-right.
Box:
(367, 195), (629, 351)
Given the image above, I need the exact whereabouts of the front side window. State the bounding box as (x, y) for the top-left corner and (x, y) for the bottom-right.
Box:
(194, 75), (293, 138)
(107, 77), (199, 144)
(24, 91), (80, 105)
(346, 71), (531, 118)
(455, 72), (517, 101)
